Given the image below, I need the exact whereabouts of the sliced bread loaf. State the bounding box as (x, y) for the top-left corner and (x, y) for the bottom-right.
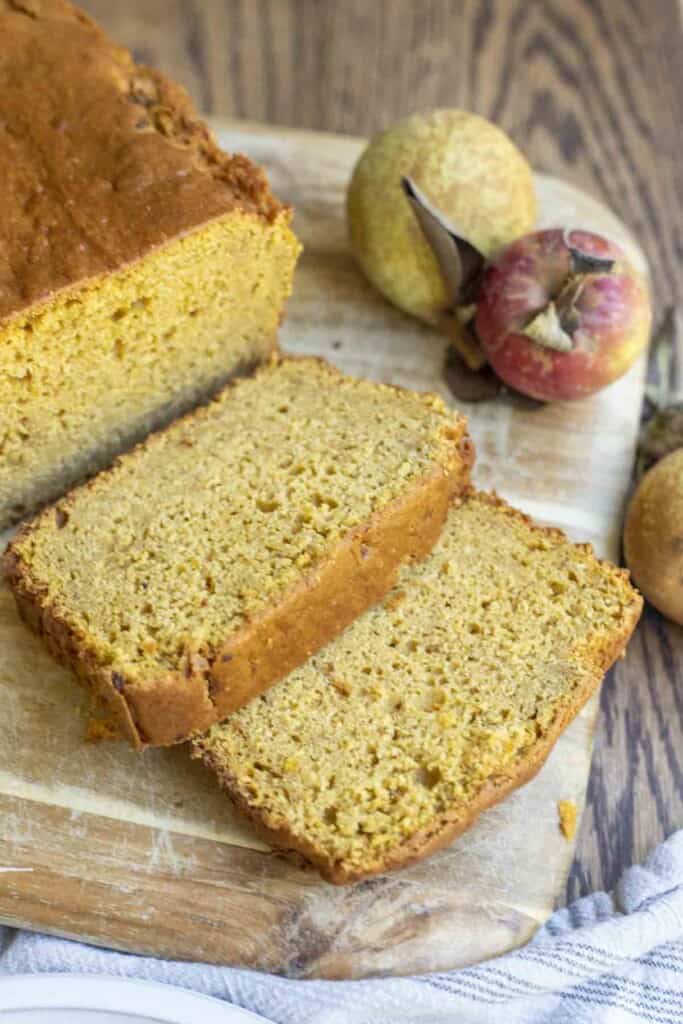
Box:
(193, 492), (642, 884)
(4, 357), (472, 748)
(0, 0), (299, 528)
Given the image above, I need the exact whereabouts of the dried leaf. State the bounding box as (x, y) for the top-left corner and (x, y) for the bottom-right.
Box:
(644, 305), (683, 411)
(636, 404), (683, 479)
(522, 303), (573, 352)
(443, 346), (544, 409)
(443, 345), (501, 403)
(562, 229), (615, 275)
(636, 305), (683, 478)
(521, 275), (589, 352)
(402, 176), (486, 307)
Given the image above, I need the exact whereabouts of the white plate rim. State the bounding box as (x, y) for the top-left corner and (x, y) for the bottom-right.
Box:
(0, 974), (272, 1023)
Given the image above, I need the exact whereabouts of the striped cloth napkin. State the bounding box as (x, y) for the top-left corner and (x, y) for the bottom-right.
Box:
(0, 830), (682, 1023)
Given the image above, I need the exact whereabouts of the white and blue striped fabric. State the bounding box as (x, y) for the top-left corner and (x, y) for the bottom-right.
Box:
(1, 830), (682, 1023)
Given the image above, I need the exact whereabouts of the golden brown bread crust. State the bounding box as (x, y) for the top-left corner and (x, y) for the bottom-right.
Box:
(0, 0), (286, 323)
(195, 490), (643, 884)
(4, 357), (474, 749)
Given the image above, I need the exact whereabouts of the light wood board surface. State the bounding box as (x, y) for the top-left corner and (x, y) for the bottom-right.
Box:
(0, 122), (647, 979)
(81, 0), (683, 904)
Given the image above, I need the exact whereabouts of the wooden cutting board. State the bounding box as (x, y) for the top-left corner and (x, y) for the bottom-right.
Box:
(0, 121), (647, 980)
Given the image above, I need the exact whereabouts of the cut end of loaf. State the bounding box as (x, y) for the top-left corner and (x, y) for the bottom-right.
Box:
(0, 211), (300, 529)
(194, 492), (642, 884)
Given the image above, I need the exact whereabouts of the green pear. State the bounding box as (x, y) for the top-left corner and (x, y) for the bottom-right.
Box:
(347, 109), (537, 326)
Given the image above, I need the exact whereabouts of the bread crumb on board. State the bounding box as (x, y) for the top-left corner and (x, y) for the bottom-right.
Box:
(558, 799), (578, 840)
(85, 718), (121, 743)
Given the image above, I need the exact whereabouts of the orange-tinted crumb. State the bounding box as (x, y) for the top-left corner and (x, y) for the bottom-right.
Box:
(558, 799), (578, 840)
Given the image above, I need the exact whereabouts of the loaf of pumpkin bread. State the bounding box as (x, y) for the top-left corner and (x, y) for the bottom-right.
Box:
(194, 492), (642, 884)
(4, 357), (473, 748)
(0, 0), (300, 528)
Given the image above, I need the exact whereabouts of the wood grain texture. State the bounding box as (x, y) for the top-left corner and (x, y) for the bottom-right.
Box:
(2, 0), (671, 913)
(0, 126), (648, 975)
(75, 0), (683, 900)
(79, 0), (682, 319)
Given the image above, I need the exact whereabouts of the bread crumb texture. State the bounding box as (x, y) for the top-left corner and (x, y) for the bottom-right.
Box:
(0, 0), (299, 526)
(7, 357), (466, 685)
(196, 493), (642, 882)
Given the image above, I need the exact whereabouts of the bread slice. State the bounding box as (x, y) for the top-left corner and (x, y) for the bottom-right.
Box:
(4, 357), (473, 748)
(193, 492), (642, 884)
(0, 0), (299, 529)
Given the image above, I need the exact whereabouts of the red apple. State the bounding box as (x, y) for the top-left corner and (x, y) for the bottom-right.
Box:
(474, 229), (651, 402)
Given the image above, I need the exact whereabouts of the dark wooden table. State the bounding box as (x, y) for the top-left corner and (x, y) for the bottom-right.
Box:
(81, 0), (683, 899)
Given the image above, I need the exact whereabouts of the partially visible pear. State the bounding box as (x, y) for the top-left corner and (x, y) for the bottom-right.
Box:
(347, 109), (537, 335)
